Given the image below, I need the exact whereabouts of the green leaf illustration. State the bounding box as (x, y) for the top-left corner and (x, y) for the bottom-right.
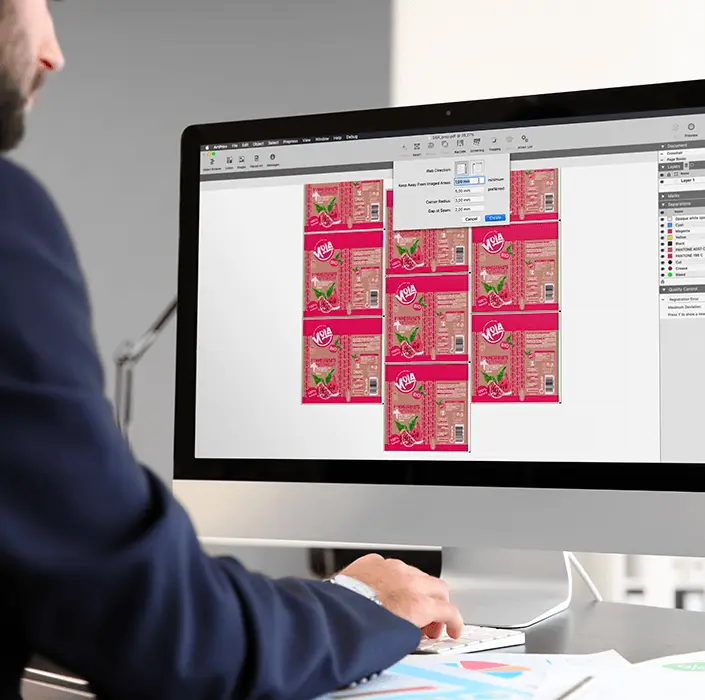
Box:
(482, 281), (495, 293)
(497, 367), (506, 382)
(482, 371), (496, 384)
(326, 282), (335, 299)
(418, 295), (426, 307)
(409, 416), (418, 431)
(313, 287), (325, 298)
(395, 331), (408, 344)
(409, 327), (418, 343)
(314, 203), (325, 213)
(394, 420), (408, 433)
(417, 384), (426, 396)
(335, 252), (343, 263)
(497, 276), (506, 292)
(334, 339), (342, 349)
(524, 259), (532, 266)
(326, 196), (337, 213)
(325, 368), (335, 384)
(410, 239), (420, 254)
(396, 244), (409, 256)
(313, 375), (323, 385)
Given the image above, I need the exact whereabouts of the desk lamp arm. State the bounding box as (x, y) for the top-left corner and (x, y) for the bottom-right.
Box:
(114, 297), (177, 443)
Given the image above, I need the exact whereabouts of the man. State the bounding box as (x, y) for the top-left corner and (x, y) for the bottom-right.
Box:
(0, 2), (464, 699)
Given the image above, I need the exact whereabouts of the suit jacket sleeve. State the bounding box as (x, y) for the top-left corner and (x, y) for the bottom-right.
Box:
(0, 159), (420, 700)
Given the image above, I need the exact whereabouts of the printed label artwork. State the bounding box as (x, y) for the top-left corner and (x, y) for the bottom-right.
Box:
(303, 318), (383, 404)
(386, 190), (469, 274)
(472, 222), (559, 312)
(304, 180), (384, 233)
(386, 274), (469, 363)
(385, 363), (469, 451)
(510, 168), (559, 221)
(304, 231), (383, 317)
(472, 312), (559, 403)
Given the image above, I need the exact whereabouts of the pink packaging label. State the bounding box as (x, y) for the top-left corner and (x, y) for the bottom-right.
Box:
(386, 191), (469, 274)
(510, 169), (559, 221)
(304, 180), (384, 233)
(303, 318), (382, 404)
(385, 275), (469, 363)
(304, 231), (383, 317)
(385, 364), (469, 452)
(472, 222), (559, 312)
(471, 312), (559, 403)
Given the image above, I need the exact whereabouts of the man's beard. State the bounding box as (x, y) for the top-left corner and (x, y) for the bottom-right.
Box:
(0, 71), (27, 153)
(0, 3), (42, 154)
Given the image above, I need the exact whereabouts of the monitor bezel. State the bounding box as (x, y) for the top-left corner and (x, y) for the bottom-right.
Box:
(175, 78), (705, 489)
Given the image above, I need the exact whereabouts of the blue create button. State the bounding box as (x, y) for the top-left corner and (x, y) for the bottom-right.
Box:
(485, 214), (507, 223)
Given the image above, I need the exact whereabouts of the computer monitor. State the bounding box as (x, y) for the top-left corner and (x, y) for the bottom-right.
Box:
(174, 80), (705, 628)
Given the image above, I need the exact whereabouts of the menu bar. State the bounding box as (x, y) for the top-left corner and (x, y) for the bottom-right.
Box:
(200, 113), (704, 178)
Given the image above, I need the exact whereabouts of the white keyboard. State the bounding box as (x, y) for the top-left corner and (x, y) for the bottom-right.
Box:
(415, 625), (525, 654)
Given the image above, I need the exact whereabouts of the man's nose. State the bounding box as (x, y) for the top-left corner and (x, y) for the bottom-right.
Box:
(40, 23), (65, 73)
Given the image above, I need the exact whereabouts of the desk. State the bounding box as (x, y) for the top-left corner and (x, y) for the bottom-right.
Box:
(525, 600), (705, 662)
(22, 602), (705, 698)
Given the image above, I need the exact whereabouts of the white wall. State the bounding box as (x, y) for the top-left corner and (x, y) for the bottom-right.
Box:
(392, 0), (705, 106)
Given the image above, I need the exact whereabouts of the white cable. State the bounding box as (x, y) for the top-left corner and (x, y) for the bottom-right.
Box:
(567, 551), (604, 602)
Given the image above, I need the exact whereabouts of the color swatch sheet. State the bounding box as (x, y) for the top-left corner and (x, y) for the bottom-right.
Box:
(324, 651), (629, 700)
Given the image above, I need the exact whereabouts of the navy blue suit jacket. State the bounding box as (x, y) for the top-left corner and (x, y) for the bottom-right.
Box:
(0, 157), (420, 700)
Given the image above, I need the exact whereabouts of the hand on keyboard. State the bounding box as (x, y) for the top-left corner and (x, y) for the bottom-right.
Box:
(416, 625), (526, 654)
(339, 554), (465, 639)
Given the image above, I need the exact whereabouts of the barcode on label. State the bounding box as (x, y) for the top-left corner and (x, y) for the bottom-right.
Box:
(454, 424), (464, 444)
(370, 290), (379, 308)
(544, 375), (555, 395)
(370, 203), (380, 221)
(544, 283), (555, 303)
(369, 377), (378, 396)
(455, 245), (465, 265)
(454, 334), (465, 354)
(544, 193), (555, 212)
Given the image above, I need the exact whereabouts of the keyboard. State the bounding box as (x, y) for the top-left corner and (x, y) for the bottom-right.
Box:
(415, 624), (525, 654)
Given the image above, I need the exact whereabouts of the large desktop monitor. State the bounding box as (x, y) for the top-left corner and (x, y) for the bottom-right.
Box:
(174, 80), (705, 627)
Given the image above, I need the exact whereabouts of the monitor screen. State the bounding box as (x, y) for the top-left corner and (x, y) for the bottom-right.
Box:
(186, 87), (705, 468)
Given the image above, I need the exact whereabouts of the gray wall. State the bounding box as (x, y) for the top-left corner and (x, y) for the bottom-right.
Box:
(14, 0), (392, 576)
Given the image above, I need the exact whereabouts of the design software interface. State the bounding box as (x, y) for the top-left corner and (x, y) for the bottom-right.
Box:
(195, 112), (705, 464)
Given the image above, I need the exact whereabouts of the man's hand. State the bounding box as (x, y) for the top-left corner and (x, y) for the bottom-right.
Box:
(339, 554), (464, 639)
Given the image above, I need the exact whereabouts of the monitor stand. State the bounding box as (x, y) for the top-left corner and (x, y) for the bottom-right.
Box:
(441, 547), (573, 629)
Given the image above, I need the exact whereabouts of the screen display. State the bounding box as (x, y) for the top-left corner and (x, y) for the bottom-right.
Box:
(194, 111), (705, 464)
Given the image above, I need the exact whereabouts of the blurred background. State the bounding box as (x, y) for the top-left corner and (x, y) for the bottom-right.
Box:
(14, 0), (705, 608)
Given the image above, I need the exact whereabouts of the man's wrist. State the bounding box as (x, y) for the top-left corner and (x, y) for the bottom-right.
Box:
(327, 574), (383, 606)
